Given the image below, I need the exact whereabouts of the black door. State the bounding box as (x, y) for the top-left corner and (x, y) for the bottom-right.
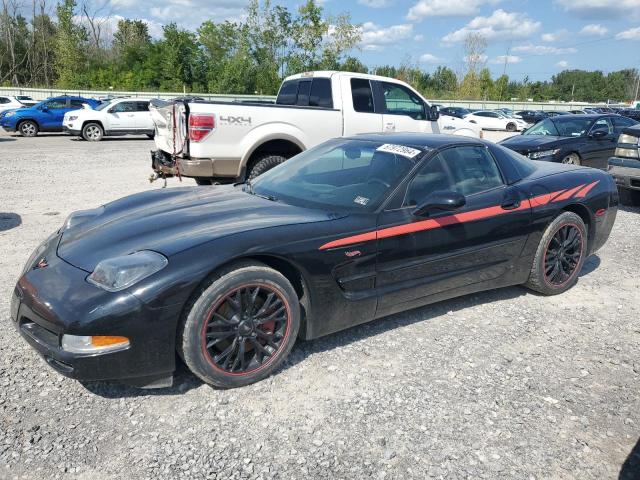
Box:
(375, 145), (532, 317)
(582, 117), (617, 169)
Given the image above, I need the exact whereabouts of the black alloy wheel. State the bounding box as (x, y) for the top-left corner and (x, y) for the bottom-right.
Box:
(543, 223), (583, 287)
(202, 284), (290, 375)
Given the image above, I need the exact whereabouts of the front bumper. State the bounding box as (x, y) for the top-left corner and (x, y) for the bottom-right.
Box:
(62, 124), (81, 135)
(0, 123), (17, 132)
(12, 234), (180, 386)
(608, 157), (640, 191)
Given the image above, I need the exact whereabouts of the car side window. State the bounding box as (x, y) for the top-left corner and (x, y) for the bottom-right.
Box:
(276, 80), (298, 105)
(0, 97), (9, 104)
(403, 154), (454, 207)
(442, 146), (504, 196)
(351, 78), (375, 113)
(613, 116), (635, 128)
(69, 100), (85, 108)
(380, 82), (425, 120)
(111, 102), (136, 113)
(590, 118), (613, 135)
(46, 100), (67, 109)
(309, 78), (333, 108)
(136, 101), (150, 112)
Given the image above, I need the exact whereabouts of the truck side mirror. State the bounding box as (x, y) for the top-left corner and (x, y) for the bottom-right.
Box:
(428, 105), (439, 121)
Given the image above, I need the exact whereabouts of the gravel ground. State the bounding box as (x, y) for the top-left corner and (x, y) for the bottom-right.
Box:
(0, 131), (639, 480)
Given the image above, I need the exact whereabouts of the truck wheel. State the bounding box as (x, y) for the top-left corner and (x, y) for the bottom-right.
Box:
(619, 187), (640, 206)
(82, 123), (104, 142)
(18, 121), (38, 137)
(506, 122), (517, 132)
(248, 155), (286, 181)
(195, 178), (213, 186)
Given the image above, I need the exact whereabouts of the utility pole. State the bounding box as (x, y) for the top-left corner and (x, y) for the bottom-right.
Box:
(634, 71), (640, 106)
(571, 84), (575, 103)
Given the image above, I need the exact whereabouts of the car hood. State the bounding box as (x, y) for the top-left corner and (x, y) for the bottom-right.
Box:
(500, 134), (577, 151)
(57, 185), (338, 272)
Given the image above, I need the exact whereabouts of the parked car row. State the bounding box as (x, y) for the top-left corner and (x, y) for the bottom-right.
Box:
(0, 94), (155, 141)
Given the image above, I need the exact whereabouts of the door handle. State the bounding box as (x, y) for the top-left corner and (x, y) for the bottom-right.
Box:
(501, 199), (521, 210)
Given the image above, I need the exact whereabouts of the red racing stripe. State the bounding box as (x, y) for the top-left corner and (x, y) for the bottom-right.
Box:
(318, 183), (596, 251)
(574, 180), (599, 198)
(551, 184), (585, 202)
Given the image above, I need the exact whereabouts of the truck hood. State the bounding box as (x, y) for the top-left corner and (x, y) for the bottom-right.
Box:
(57, 185), (337, 272)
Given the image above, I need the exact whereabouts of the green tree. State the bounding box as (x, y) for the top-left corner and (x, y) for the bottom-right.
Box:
(54, 0), (87, 88)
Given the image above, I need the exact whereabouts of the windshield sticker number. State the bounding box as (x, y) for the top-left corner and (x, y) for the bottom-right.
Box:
(354, 196), (370, 206)
(376, 144), (422, 159)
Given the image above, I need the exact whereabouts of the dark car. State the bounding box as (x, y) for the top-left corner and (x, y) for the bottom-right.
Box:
(619, 109), (640, 122)
(608, 124), (640, 206)
(500, 114), (638, 170)
(516, 110), (548, 124)
(439, 106), (472, 119)
(12, 134), (617, 389)
(545, 111), (570, 117)
(0, 95), (101, 136)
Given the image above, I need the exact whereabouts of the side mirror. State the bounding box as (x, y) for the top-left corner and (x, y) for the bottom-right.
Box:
(428, 105), (439, 121)
(590, 130), (608, 139)
(413, 190), (465, 217)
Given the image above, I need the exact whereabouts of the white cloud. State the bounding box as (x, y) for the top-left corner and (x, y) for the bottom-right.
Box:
(419, 53), (441, 63)
(579, 24), (608, 36)
(464, 53), (488, 63)
(358, 0), (393, 7)
(441, 9), (540, 43)
(541, 29), (568, 42)
(359, 22), (414, 50)
(555, 0), (639, 20)
(512, 43), (577, 55)
(616, 27), (640, 40)
(490, 54), (521, 64)
(407, 0), (501, 21)
(556, 60), (569, 68)
(414, 34), (424, 41)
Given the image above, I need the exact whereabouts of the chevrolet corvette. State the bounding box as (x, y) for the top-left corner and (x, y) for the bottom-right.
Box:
(11, 133), (618, 389)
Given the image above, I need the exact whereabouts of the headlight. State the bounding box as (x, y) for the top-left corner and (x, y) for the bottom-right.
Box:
(618, 133), (640, 145)
(61, 335), (130, 354)
(67, 116), (78, 121)
(4, 111), (15, 117)
(529, 149), (560, 159)
(87, 251), (168, 292)
(63, 206), (104, 230)
(614, 147), (639, 159)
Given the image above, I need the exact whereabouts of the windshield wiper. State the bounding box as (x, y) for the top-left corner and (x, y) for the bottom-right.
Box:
(244, 180), (277, 201)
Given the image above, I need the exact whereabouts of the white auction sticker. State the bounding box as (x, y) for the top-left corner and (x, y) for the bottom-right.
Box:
(376, 143), (422, 159)
(353, 195), (370, 206)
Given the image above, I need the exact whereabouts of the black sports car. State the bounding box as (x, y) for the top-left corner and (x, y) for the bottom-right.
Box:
(516, 110), (548, 124)
(500, 114), (639, 170)
(12, 133), (618, 389)
(439, 106), (472, 119)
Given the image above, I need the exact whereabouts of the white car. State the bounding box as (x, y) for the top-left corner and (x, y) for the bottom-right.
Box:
(150, 71), (482, 184)
(63, 98), (155, 141)
(463, 110), (529, 132)
(0, 95), (37, 113)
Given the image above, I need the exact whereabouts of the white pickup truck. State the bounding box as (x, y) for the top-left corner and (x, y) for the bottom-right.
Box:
(149, 71), (481, 185)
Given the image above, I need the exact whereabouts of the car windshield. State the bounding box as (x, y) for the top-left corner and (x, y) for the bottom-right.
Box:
(95, 101), (112, 111)
(250, 138), (425, 212)
(16, 96), (33, 101)
(525, 117), (593, 137)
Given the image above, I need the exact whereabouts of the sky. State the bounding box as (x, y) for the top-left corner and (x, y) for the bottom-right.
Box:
(100, 0), (640, 81)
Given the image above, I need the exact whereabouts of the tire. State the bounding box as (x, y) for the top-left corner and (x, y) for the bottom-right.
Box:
(248, 155), (286, 181)
(562, 153), (581, 165)
(18, 120), (38, 137)
(146, 133), (155, 139)
(524, 211), (587, 296)
(82, 123), (104, 142)
(194, 177), (213, 186)
(506, 122), (517, 132)
(618, 187), (640, 206)
(179, 261), (300, 388)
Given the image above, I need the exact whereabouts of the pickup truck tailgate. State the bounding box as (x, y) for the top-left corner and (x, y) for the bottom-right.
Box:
(150, 100), (187, 155)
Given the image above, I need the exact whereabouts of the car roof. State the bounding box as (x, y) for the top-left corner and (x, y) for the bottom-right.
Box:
(347, 132), (486, 149)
